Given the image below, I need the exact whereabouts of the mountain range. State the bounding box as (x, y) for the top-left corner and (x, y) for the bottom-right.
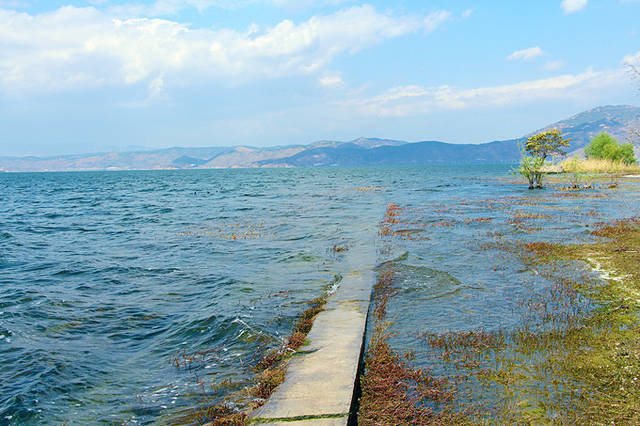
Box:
(1, 105), (639, 172)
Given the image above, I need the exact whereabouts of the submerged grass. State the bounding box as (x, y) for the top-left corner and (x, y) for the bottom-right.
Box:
(518, 217), (640, 423)
(363, 197), (640, 424)
(358, 268), (473, 425)
(358, 204), (476, 425)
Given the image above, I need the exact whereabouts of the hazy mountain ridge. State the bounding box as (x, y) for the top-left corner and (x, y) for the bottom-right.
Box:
(257, 140), (522, 167)
(536, 105), (640, 152)
(1, 105), (638, 172)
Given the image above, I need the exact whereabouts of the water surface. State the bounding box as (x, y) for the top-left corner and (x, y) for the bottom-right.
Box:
(2, 166), (637, 423)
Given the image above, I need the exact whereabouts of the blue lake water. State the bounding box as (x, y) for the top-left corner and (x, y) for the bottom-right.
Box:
(1, 166), (639, 423)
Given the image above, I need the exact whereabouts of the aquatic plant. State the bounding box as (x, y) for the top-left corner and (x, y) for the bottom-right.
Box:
(358, 267), (471, 425)
(509, 217), (640, 422)
(518, 154), (546, 189)
(359, 210), (478, 424)
(170, 295), (329, 424)
(364, 189), (640, 424)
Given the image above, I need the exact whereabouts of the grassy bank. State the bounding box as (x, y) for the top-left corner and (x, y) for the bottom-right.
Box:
(468, 217), (640, 423)
(520, 217), (640, 423)
(559, 157), (640, 174)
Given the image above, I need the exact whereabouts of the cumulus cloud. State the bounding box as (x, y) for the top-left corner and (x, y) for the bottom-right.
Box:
(349, 67), (625, 116)
(0, 5), (450, 94)
(561, 0), (588, 13)
(507, 46), (544, 62)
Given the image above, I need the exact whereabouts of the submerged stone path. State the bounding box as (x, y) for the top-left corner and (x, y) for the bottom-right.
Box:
(250, 244), (376, 425)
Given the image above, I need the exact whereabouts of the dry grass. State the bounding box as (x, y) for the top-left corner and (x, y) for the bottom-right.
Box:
(559, 157), (640, 174)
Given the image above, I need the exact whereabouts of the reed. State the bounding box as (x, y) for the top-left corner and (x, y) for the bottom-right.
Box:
(559, 157), (640, 174)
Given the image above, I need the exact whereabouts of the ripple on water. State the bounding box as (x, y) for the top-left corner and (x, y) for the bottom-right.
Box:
(3, 166), (541, 423)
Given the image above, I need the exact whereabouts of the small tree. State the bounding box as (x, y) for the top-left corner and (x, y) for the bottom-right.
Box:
(525, 129), (572, 161)
(585, 133), (618, 159)
(519, 129), (571, 189)
(518, 154), (545, 189)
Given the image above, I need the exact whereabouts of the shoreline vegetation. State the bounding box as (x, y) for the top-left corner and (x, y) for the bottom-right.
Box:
(175, 203), (640, 425)
(162, 170), (638, 425)
(168, 294), (330, 424)
(554, 157), (640, 175)
(519, 129), (638, 188)
(357, 201), (640, 423)
(519, 217), (640, 423)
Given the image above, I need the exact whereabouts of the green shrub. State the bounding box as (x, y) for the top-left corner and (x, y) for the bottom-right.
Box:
(585, 133), (636, 164)
(519, 155), (545, 189)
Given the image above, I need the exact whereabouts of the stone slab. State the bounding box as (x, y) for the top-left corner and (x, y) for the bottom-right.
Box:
(252, 416), (348, 426)
(251, 243), (375, 423)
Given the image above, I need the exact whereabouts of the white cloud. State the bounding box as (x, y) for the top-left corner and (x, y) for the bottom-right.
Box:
(102, 0), (359, 17)
(461, 9), (473, 19)
(543, 60), (565, 71)
(507, 46), (544, 62)
(269, 0), (350, 12)
(561, 0), (588, 13)
(318, 72), (345, 88)
(423, 10), (450, 33)
(350, 67), (626, 116)
(107, 0), (252, 16)
(0, 0), (29, 7)
(0, 5), (450, 94)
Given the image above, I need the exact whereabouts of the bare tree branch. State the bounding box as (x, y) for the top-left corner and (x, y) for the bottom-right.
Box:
(627, 64), (640, 144)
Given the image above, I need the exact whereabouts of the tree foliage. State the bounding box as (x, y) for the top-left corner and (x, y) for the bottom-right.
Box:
(525, 129), (571, 161)
(519, 155), (545, 189)
(585, 133), (636, 165)
(518, 129), (570, 189)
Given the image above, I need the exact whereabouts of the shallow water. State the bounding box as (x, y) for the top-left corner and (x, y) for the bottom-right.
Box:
(1, 167), (638, 423)
(371, 171), (640, 413)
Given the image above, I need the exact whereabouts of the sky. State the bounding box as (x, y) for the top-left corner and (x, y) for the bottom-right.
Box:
(1, 0), (640, 156)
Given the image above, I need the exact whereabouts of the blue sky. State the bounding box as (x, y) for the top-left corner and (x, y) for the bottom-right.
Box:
(1, 0), (639, 156)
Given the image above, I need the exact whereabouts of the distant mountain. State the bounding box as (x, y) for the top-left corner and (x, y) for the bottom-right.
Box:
(201, 145), (307, 168)
(257, 140), (521, 167)
(534, 105), (640, 152)
(307, 137), (408, 149)
(1, 105), (638, 172)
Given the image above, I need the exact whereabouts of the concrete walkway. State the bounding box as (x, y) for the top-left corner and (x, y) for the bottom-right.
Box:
(250, 245), (375, 425)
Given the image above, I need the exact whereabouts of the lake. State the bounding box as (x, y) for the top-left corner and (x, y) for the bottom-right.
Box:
(1, 166), (638, 423)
